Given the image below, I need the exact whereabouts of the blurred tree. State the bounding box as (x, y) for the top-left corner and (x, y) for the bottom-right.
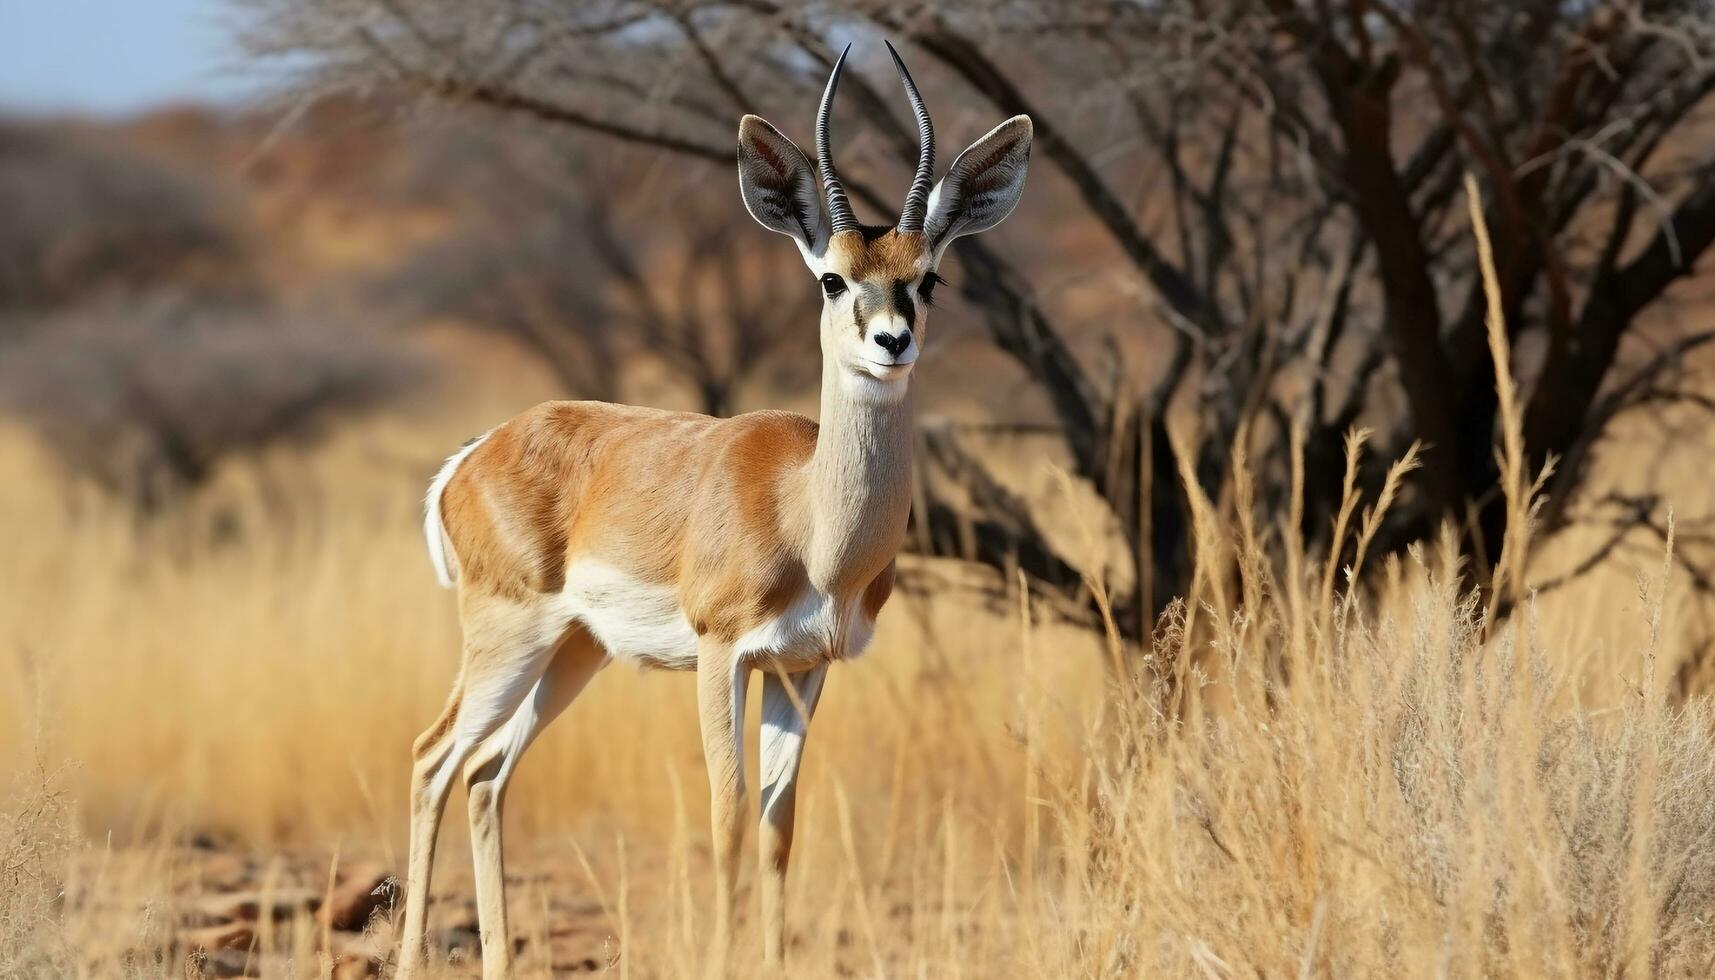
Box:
(0, 293), (415, 512)
(0, 122), (416, 511)
(375, 125), (817, 416)
(0, 121), (239, 311)
(232, 0), (1715, 635)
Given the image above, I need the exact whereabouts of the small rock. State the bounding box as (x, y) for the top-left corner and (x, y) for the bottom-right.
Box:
(545, 897), (606, 923)
(195, 888), (321, 924)
(433, 922), (481, 956)
(550, 953), (606, 973)
(181, 920), (257, 952)
(181, 829), (235, 852)
(317, 865), (396, 932)
(177, 906), (236, 930)
(185, 946), (258, 978)
(192, 852), (258, 889)
(546, 926), (615, 975)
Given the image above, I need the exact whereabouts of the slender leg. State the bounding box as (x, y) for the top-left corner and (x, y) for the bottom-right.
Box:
(397, 675), (465, 979)
(397, 599), (562, 979)
(697, 641), (750, 961)
(757, 663), (828, 965)
(463, 628), (607, 980)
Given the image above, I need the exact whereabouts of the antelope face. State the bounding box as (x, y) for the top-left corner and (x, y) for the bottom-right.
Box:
(814, 229), (936, 385)
(735, 42), (1032, 397)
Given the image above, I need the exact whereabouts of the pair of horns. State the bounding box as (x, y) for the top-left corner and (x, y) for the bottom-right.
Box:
(816, 41), (934, 236)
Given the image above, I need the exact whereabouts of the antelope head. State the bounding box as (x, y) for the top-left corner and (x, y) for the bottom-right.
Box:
(736, 43), (1032, 398)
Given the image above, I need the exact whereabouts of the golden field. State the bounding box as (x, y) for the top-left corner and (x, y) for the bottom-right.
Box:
(7, 4), (1715, 969)
(7, 294), (1715, 979)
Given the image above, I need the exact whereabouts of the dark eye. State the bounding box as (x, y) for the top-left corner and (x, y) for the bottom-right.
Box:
(918, 271), (944, 305)
(820, 273), (847, 298)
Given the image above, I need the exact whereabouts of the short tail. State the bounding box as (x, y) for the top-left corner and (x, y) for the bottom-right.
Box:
(423, 430), (493, 588)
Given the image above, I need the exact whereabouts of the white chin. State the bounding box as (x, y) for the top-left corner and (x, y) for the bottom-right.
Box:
(859, 360), (914, 381)
(843, 363), (912, 401)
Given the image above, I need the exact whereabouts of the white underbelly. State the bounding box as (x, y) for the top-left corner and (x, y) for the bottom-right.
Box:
(557, 562), (877, 670)
(558, 562), (699, 670)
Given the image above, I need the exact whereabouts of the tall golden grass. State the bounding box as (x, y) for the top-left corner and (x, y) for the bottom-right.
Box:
(6, 189), (1715, 978)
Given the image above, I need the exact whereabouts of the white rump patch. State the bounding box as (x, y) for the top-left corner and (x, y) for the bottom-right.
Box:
(424, 430), (493, 588)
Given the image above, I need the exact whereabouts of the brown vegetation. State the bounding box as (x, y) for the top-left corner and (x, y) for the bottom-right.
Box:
(0, 121), (237, 310)
(7, 3), (1715, 978)
(371, 128), (818, 417)
(232, 0), (1715, 637)
(0, 293), (413, 511)
(0, 119), (419, 511)
(6, 370), (1715, 976)
(4, 196), (1715, 972)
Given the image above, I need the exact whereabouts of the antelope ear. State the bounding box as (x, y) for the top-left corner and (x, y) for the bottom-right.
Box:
(923, 115), (1032, 261)
(737, 114), (829, 261)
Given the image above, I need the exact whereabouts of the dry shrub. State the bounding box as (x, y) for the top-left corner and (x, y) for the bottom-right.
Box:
(1014, 185), (1715, 977)
(0, 759), (77, 978)
(0, 121), (238, 312)
(0, 293), (417, 511)
(1060, 532), (1715, 977)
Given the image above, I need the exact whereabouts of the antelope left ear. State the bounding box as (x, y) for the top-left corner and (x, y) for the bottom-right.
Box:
(923, 115), (1031, 261)
(737, 114), (829, 261)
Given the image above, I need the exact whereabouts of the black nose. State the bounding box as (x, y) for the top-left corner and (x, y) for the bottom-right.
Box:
(873, 330), (911, 357)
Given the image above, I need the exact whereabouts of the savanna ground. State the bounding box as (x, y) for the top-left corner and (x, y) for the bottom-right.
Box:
(8, 253), (1715, 980)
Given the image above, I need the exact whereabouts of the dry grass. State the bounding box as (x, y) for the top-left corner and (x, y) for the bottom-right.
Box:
(5, 406), (1715, 979)
(7, 208), (1715, 977)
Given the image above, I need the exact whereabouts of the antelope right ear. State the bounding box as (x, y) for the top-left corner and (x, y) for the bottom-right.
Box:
(737, 115), (829, 261)
(923, 115), (1032, 262)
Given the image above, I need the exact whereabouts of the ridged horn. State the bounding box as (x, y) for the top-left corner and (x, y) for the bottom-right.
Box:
(886, 40), (934, 234)
(816, 44), (858, 236)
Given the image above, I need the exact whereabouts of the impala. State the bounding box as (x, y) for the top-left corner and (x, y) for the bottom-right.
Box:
(399, 42), (1031, 976)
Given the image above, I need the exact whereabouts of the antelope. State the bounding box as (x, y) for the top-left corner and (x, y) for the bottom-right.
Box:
(398, 42), (1031, 976)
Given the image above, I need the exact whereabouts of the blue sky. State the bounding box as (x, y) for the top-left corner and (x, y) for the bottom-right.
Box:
(0, 0), (254, 115)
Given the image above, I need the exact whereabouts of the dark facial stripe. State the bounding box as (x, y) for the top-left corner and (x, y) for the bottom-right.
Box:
(891, 279), (916, 326)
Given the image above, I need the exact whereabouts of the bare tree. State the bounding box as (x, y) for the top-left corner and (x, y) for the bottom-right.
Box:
(231, 0), (1715, 636)
(375, 123), (816, 415)
(579, 189), (820, 417)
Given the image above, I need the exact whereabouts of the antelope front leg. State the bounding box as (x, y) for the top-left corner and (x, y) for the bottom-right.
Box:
(757, 663), (828, 964)
(697, 641), (750, 959)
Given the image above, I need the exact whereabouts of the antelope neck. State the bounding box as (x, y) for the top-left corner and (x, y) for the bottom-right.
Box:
(801, 357), (914, 592)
